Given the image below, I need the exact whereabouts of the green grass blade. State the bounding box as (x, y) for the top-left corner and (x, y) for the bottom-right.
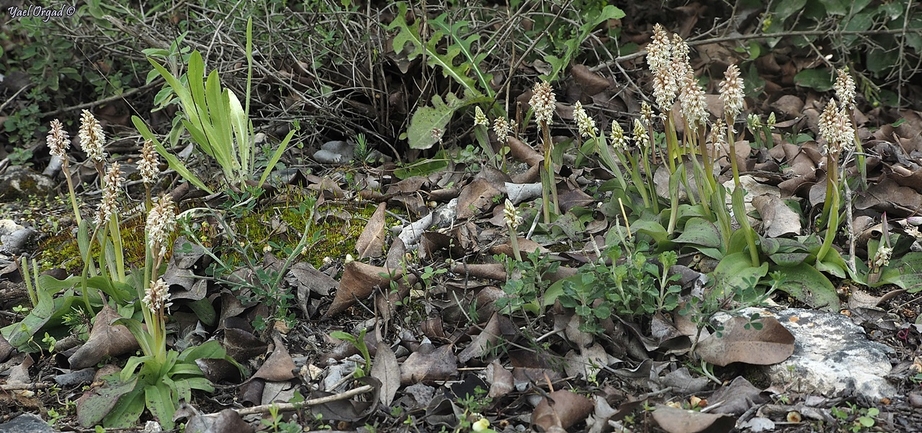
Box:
(257, 129), (297, 188)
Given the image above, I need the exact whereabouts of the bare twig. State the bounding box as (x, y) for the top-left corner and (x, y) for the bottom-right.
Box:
(591, 28), (922, 72)
(0, 83), (33, 114)
(38, 79), (163, 118)
(234, 384), (374, 416)
(1, 382), (52, 391)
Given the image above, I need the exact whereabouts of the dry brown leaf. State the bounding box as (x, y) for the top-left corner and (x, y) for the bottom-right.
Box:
(695, 316), (795, 367)
(68, 305), (140, 369)
(456, 177), (505, 220)
(570, 64), (611, 95)
(0, 334), (12, 363)
(356, 202), (387, 259)
(752, 195), (802, 237)
(557, 186), (595, 213)
(324, 261), (402, 318)
(771, 94), (805, 118)
(708, 376), (768, 415)
(450, 262), (505, 281)
(223, 327), (269, 363)
(419, 231), (464, 260)
(251, 336), (296, 382)
(533, 390), (593, 432)
(486, 360), (514, 399)
(458, 313), (517, 363)
(183, 408), (254, 433)
(490, 237), (547, 257)
(400, 344), (457, 384)
(855, 178), (922, 214)
(507, 136), (543, 167)
(371, 342), (400, 407)
(651, 404), (736, 433)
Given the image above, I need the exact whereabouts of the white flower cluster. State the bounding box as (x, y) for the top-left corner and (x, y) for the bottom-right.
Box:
(529, 80), (556, 125)
(818, 100), (855, 156)
(143, 278), (172, 311)
(719, 64), (745, 119)
(78, 109), (106, 163)
(138, 140), (160, 185)
(146, 195), (177, 259)
(493, 117), (513, 143)
(834, 68), (856, 109)
(47, 119), (70, 159)
(95, 162), (122, 226)
(572, 101), (597, 138)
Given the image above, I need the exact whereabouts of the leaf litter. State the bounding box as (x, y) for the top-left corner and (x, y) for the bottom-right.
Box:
(3, 4), (922, 433)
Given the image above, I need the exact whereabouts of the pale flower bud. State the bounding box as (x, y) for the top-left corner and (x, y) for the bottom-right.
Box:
(632, 118), (649, 148)
(473, 106), (488, 127)
(472, 417), (490, 432)
(610, 120), (627, 150)
(144, 278), (172, 311)
(503, 199), (522, 230)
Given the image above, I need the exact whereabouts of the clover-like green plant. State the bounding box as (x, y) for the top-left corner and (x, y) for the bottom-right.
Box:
(133, 18), (297, 194)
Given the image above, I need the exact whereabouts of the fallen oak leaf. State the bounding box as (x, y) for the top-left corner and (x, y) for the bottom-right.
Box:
(695, 315), (794, 367)
(651, 404), (736, 433)
(68, 305), (140, 370)
(533, 390), (593, 432)
(323, 261), (403, 318)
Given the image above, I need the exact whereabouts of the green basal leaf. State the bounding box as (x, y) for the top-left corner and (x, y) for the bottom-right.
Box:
(674, 217), (722, 249)
(774, 0), (808, 21)
(814, 247), (847, 279)
(793, 68), (833, 91)
(773, 262), (840, 310)
(712, 252), (769, 301)
(628, 219), (670, 248)
(144, 382), (176, 430)
(875, 252), (922, 292)
(394, 157), (450, 179)
(185, 297), (217, 327)
(228, 90), (250, 175)
(77, 374), (140, 428)
(769, 252), (810, 267)
(258, 128), (297, 188)
(179, 339), (227, 361)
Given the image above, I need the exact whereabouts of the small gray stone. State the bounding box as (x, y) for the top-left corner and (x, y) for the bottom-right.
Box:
(0, 413), (54, 433)
(0, 166), (54, 201)
(763, 308), (895, 401)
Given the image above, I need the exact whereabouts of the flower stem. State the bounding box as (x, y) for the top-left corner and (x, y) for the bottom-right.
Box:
(817, 155), (840, 263)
